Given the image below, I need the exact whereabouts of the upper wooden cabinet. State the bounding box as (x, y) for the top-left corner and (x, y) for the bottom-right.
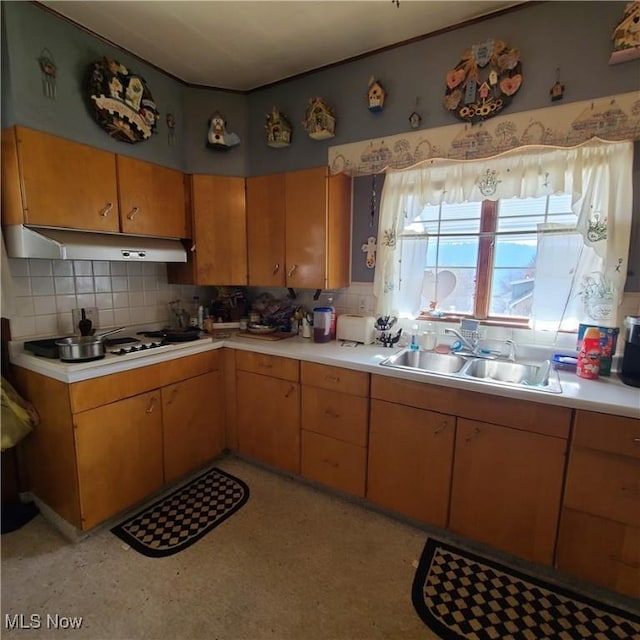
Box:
(246, 168), (352, 290)
(246, 173), (286, 287)
(2, 126), (120, 232)
(1, 126), (188, 238)
(169, 174), (247, 286)
(117, 155), (188, 238)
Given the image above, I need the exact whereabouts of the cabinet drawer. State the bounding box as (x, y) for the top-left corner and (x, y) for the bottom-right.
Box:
(301, 386), (368, 446)
(70, 350), (220, 413)
(574, 410), (640, 459)
(301, 362), (369, 397)
(235, 350), (299, 381)
(564, 448), (640, 527)
(301, 430), (366, 497)
(557, 508), (640, 599)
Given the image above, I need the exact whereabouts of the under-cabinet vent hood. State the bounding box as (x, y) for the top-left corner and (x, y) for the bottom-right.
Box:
(3, 225), (187, 262)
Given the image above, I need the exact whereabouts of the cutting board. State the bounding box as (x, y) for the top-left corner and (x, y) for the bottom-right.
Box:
(236, 331), (295, 341)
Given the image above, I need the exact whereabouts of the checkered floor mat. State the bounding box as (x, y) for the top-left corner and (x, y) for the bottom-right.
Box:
(111, 467), (249, 557)
(412, 538), (640, 640)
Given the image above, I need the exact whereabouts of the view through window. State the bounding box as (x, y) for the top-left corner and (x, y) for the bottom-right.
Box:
(404, 194), (577, 321)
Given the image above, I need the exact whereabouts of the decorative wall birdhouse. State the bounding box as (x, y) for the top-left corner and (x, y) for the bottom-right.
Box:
(609, 0), (640, 64)
(367, 77), (386, 112)
(265, 107), (292, 148)
(207, 111), (241, 151)
(302, 97), (336, 140)
(408, 111), (422, 129)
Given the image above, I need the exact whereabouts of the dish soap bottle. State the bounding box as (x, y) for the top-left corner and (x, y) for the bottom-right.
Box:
(409, 324), (420, 351)
(577, 326), (601, 379)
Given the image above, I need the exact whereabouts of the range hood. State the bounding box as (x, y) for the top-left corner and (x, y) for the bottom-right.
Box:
(3, 225), (187, 262)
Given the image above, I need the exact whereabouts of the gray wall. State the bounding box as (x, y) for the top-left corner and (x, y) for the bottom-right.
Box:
(2, 1), (638, 288)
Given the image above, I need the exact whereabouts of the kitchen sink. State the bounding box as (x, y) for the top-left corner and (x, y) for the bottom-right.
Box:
(379, 348), (562, 393)
(379, 350), (467, 374)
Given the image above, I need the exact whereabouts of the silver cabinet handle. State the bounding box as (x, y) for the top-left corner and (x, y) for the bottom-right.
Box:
(633, 438), (640, 446)
(272, 263), (280, 274)
(287, 264), (297, 277)
(190, 243), (196, 253)
(146, 397), (157, 414)
(127, 206), (139, 221)
(99, 202), (113, 217)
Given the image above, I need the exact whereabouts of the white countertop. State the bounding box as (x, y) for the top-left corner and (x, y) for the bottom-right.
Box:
(9, 334), (640, 419)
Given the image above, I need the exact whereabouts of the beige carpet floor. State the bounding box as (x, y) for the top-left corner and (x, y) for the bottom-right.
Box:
(1, 456), (438, 640)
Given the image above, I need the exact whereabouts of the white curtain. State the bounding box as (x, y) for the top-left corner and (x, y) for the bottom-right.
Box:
(373, 138), (634, 327)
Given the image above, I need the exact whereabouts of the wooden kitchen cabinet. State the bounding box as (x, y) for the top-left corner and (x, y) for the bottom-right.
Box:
(117, 155), (188, 238)
(284, 167), (352, 290)
(300, 362), (369, 496)
(162, 370), (224, 483)
(367, 399), (455, 527)
(13, 350), (223, 530)
(246, 168), (352, 289)
(74, 390), (164, 530)
(246, 173), (286, 287)
(168, 174), (247, 285)
(449, 418), (567, 566)
(235, 352), (300, 473)
(1, 126), (120, 232)
(556, 410), (640, 598)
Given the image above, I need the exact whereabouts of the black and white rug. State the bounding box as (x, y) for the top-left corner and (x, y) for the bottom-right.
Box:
(111, 467), (249, 557)
(412, 538), (640, 640)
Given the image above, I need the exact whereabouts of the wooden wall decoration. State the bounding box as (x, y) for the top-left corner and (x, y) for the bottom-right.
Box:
(86, 57), (159, 143)
(443, 39), (522, 124)
(609, 0), (640, 64)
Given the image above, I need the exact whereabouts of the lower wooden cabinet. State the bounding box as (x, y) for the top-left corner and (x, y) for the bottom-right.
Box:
(556, 410), (640, 598)
(162, 370), (224, 484)
(367, 399), (455, 527)
(74, 390), (164, 530)
(236, 370), (300, 473)
(449, 418), (567, 566)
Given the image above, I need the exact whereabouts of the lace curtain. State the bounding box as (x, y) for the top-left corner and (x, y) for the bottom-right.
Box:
(373, 138), (634, 330)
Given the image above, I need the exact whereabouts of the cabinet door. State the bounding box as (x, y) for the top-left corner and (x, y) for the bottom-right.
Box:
(14, 127), (120, 232)
(236, 370), (300, 473)
(191, 175), (247, 285)
(162, 371), (224, 483)
(450, 418), (566, 565)
(74, 390), (163, 530)
(367, 399), (455, 527)
(246, 173), (286, 287)
(117, 156), (187, 238)
(285, 167), (328, 289)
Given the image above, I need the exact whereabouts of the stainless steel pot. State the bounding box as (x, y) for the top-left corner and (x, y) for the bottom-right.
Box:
(56, 327), (124, 362)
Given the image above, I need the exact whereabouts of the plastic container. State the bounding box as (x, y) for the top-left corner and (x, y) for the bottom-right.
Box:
(326, 297), (337, 340)
(313, 307), (332, 343)
(576, 326), (601, 379)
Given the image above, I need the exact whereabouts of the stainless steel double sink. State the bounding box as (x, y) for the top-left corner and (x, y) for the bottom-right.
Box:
(379, 348), (562, 393)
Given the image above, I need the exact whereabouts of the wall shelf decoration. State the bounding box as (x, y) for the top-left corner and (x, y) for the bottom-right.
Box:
(367, 77), (386, 112)
(207, 111), (241, 151)
(550, 69), (565, 102)
(38, 48), (56, 100)
(443, 39), (522, 124)
(86, 57), (159, 143)
(302, 97), (336, 140)
(609, 0), (640, 64)
(265, 107), (292, 148)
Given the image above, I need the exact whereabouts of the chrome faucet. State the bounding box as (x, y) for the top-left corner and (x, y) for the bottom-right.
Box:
(444, 328), (479, 354)
(505, 339), (518, 362)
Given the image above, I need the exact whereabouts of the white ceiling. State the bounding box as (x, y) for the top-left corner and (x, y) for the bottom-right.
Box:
(40, 1), (527, 91)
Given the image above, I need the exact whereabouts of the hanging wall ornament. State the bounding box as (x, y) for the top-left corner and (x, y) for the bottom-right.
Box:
(367, 77), (386, 112)
(609, 0), (640, 64)
(38, 48), (57, 100)
(86, 57), (159, 143)
(206, 111), (241, 151)
(361, 236), (378, 269)
(302, 97), (336, 140)
(166, 112), (177, 146)
(443, 39), (522, 124)
(549, 68), (565, 102)
(265, 107), (292, 148)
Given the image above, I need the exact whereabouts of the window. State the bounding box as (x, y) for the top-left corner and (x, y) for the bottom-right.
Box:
(403, 193), (577, 323)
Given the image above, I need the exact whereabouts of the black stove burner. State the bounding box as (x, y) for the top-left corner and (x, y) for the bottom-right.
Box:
(111, 341), (165, 356)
